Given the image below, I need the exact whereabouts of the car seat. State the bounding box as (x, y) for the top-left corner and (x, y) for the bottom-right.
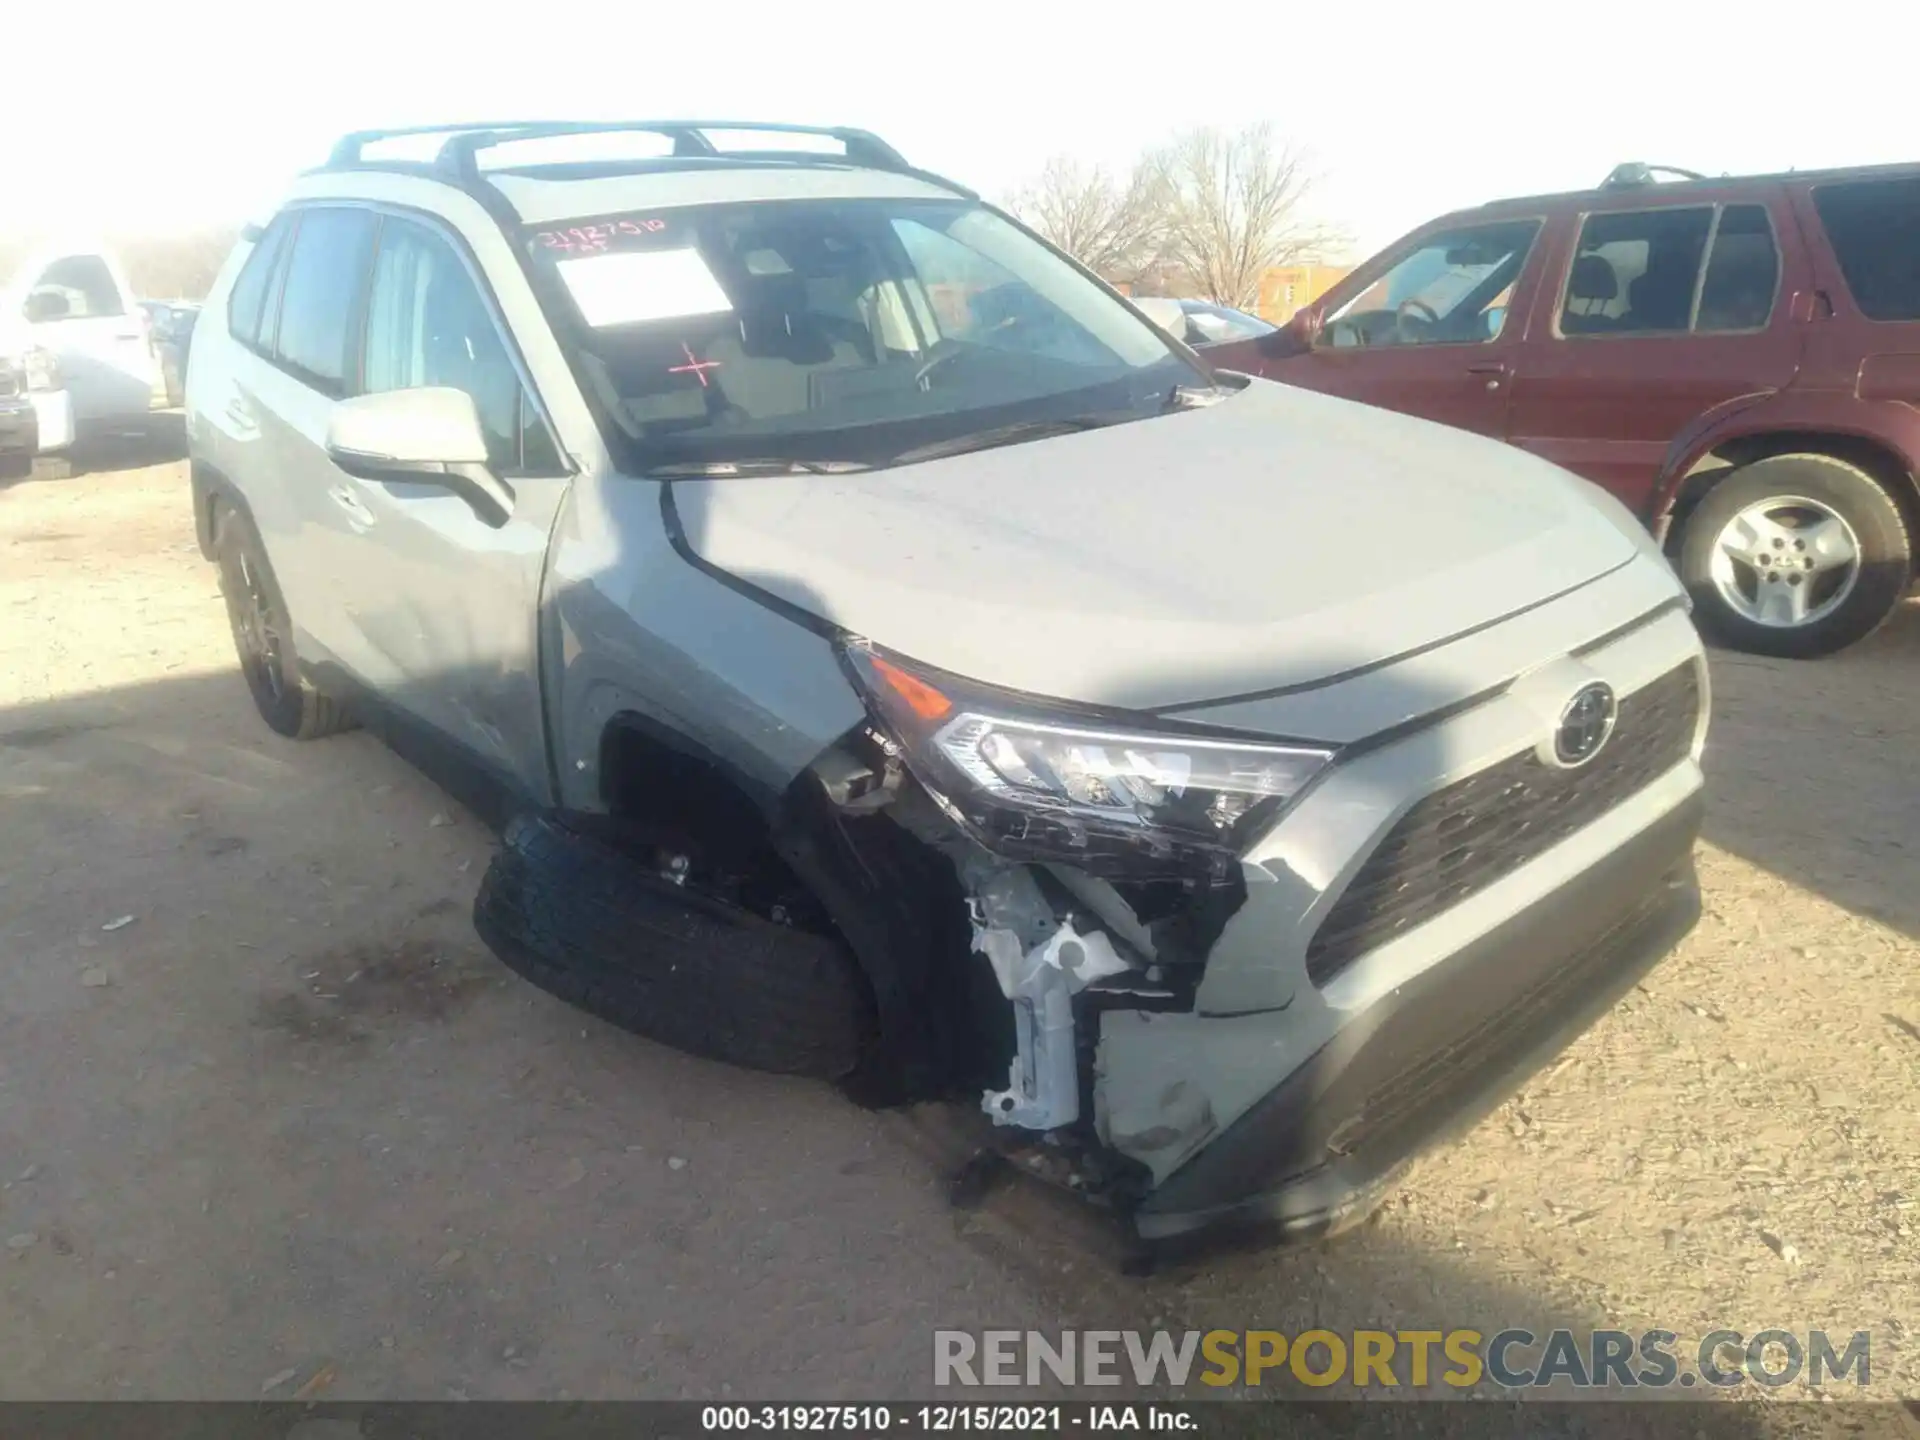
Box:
(1561, 253), (1619, 334)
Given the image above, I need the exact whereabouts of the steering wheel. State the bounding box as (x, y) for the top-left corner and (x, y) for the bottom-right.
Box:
(1394, 298), (1441, 343)
(915, 339), (974, 391)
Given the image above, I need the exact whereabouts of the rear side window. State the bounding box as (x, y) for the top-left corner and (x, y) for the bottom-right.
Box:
(27, 255), (125, 320)
(361, 217), (562, 476)
(273, 207), (378, 395)
(1695, 205), (1780, 331)
(1560, 204), (1779, 336)
(228, 214), (295, 348)
(1812, 177), (1920, 321)
(1560, 208), (1712, 335)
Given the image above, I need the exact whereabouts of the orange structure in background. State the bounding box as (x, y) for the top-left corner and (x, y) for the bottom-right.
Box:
(1255, 262), (1351, 323)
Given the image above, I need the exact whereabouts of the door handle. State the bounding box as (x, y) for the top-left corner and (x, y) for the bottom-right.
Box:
(1465, 361), (1507, 391)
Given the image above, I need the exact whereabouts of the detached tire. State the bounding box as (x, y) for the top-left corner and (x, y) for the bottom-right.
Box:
(1679, 453), (1911, 658)
(474, 814), (873, 1079)
(214, 507), (355, 739)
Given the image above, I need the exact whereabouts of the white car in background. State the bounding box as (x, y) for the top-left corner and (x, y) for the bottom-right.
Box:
(0, 317), (73, 479)
(3, 246), (167, 438)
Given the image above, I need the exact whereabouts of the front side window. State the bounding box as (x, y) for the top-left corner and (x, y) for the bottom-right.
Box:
(1812, 176), (1920, 322)
(26, 255), (125, 321)
(523, 197), (1197, 473)
(363, 218), (558, 475)
(273, 207), (378, 395)
(1322, 220), (1540, 348)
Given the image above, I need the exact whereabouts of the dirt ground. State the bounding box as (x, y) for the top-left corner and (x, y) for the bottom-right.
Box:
(1, 436), (1915, 1411)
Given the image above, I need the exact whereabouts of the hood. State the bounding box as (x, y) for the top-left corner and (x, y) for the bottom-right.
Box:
(668, 380), (1638, 711)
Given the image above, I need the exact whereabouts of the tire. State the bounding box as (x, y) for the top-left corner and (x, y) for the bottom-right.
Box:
(474, 813), (874, 1079)
(213, 507), (355, 739)
(1678, 453), (1911, 658)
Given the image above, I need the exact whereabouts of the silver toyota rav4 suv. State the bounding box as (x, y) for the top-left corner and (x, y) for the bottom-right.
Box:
(186, 122), (1708, 1246)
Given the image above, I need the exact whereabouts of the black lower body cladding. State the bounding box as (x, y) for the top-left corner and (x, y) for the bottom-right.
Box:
(1132, 792), (1705, 1244)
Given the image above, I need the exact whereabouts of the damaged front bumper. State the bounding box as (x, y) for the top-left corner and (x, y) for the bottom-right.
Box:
(1126, 791), (1701, 1241)
(867, 604), (1710, 1243)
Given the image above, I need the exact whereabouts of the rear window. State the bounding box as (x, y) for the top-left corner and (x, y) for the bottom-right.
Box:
(1812, 177), (1920, 322)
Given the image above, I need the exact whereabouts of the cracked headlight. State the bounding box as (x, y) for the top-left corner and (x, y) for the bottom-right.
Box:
(842, 643), (1334, 877)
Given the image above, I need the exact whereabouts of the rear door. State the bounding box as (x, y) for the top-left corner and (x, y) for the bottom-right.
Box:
(1257, 214), (1549, 438)
(18, 253), (164, 422)
(232, 205), (383, 678)
(1504, 188), (1809, 511)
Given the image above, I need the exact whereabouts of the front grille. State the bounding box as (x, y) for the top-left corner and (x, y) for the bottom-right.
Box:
(0, 365), (20, 400)
(1305, 662), (1700, 985)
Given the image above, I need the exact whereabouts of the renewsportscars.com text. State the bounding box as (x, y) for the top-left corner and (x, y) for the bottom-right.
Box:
(934, 1328), (1872, 1391)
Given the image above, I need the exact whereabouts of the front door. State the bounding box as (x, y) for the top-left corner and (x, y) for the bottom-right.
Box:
(329, 212), (575, 805)
(1261, 215), (1548, 439)
(1503, 190), (1809, 511)
(18, 253), (162, 422)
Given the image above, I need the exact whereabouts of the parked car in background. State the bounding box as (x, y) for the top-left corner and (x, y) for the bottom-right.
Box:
(1208, 161), (1920, 658)
(3, 247), (167, 435)
(186, 120), (1706, 1247)
(1134, 296), (1276, 349)
(0, 320), (75, 479)
(141, 300), (201, 407)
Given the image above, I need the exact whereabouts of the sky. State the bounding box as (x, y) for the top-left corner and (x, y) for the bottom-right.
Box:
(5, 0), (1916, 261)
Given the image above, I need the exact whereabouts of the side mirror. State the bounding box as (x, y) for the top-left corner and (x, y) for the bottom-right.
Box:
(325, 388), (514, 527)
(1257, 307), (1319, 357)
(24, 290), (71, 323)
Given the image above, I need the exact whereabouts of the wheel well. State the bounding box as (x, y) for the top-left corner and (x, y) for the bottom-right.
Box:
(596, 715), (785, 879)
(1671, 431), (1920, 565)
(593, 716), (995, 1103)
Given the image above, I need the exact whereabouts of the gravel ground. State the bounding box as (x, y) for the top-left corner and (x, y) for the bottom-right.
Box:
(1, 436), (1915, 1415)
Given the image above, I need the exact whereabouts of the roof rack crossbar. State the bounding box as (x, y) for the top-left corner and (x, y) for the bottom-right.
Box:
(327, 123), (542, 167)
(322, 121), (980, 205)
(1600, 162), (1710, 189)
(434, 121), (911, 180)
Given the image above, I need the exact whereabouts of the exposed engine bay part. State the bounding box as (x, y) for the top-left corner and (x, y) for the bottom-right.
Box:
(975, 911), (1131, 1131)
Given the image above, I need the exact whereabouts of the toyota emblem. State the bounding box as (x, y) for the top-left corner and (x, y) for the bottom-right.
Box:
(1552, 682), (1617, 767)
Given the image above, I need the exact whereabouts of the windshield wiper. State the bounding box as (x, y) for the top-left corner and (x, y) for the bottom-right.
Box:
(889, 414), (1132, 467)
(1165, 382), (1229, 410)
(644, 458), (872, 478)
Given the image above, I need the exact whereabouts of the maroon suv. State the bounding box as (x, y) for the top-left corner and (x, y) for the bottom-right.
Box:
(1209, 161), (1920, 657)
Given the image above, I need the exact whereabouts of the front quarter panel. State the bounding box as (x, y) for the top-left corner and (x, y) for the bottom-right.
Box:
(543, 470), (867, 811)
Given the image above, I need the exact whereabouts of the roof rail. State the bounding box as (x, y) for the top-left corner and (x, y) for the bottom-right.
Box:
(328, 120), (911, 178)
(1600, 162), (1709, 189)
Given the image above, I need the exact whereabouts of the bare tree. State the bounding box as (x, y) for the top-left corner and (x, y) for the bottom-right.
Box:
(1147, 125), (1343, 310)
(1005, 156), (1166, 285)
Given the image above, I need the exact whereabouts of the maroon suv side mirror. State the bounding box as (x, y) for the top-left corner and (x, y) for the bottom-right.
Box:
(1259, 307), (1320, 357)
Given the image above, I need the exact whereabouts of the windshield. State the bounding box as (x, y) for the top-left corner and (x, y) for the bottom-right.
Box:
(523, 197), (1204, 472)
